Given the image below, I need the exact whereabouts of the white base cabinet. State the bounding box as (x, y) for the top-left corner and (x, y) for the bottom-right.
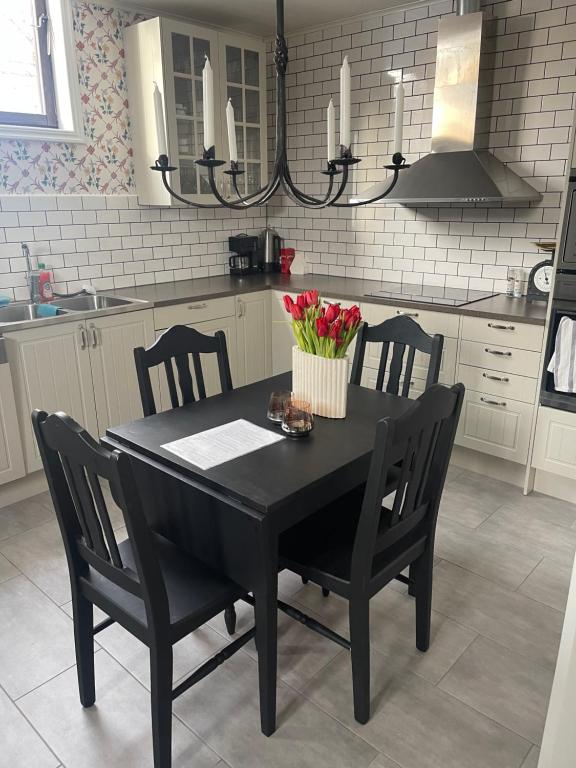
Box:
(0, 365), (26, 484)
(532, 406), (576, 481)
(235, 292), (271, 386)
(5, 310), (156, 474)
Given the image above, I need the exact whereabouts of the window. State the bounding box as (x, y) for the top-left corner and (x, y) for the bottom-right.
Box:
(0, 0), (84, 142)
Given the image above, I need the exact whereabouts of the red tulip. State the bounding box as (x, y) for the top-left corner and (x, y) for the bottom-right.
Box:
(325, 303), (341, 324)
(283, 294), (294, 313)
(316, 317), (329, 337)
(329, 319), (343, 340)
(306, 289), (319, 307)
(296, 293), (307, 309)
(290, 303), (304, 321)
(343, 305), (361, 329)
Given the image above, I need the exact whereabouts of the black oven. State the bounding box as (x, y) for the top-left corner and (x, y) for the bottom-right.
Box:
(541, 273), (576, 412)
(557, 171), (576, 272)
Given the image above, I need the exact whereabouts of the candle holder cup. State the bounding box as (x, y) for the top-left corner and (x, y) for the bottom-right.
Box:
(196, 146), (226, 168)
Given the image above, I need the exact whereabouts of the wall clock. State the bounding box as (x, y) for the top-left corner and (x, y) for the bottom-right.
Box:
(527, 260), (553, 301)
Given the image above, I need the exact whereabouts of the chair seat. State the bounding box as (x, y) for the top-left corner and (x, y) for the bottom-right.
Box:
(279, 488), (425, 592)
(84, 534), (245, 641)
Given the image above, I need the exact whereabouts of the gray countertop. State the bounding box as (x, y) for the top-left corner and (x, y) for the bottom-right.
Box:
(109, 273), (548, 326)
(0, 273), (547, 366)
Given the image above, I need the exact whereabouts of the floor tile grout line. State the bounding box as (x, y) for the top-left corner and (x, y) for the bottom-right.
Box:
(514, 554), (545, 593)
(0, 678), (65, 767)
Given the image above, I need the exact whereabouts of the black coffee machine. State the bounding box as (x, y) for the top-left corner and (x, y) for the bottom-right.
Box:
(228, 234), (259, 276)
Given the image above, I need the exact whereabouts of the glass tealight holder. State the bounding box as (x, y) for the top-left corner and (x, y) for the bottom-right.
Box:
(267, 390), (292, 424)
(282, 398), (314, 438)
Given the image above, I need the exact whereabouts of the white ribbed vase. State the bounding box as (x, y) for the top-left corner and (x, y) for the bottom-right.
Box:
(292, 346), (349, 419)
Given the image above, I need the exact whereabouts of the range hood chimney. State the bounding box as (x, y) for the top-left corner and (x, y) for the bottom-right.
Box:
(353, 1), (542, 205)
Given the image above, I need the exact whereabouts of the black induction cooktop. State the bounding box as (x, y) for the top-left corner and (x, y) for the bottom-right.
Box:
(364, 282), (496, 307)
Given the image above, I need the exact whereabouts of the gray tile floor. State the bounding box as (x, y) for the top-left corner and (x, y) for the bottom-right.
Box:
(0, 465), (574, 768)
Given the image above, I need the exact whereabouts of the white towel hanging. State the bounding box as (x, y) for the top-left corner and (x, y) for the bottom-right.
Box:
(548, 316), (576, 393)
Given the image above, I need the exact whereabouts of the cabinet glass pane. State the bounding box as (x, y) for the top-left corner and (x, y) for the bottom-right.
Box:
(177, 120), (195, 156)
(235, 125), (244, 158)
(194, 80), (203, 119)
(172, 33), (191, 74)
(227, 86), (243, 121)
(244, 50), (259, 87)
(199, 166), (211, 195)
(246, 127), (260, 159)
(235, 162), (246, 195)
(226, 46), (242, 84)
(174, 78), (193, 117)
(180, 161), (197, 194)
(247, 163), (261, 194)
(245, 89), (260, 123)
(193, 38), (211, 76)
(196, 123), (204, 153)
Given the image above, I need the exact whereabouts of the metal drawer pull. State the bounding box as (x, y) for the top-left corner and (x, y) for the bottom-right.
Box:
(485, 347), (512, 356)
(488, 323), (515, 331)
(89, 324), (98, 348)
(397, 310), (419, 317)
(482, 373), (509, 383)
(480, 397), (506, 407)
(187, 302), (208, 310)
(78, 325), (87, 350)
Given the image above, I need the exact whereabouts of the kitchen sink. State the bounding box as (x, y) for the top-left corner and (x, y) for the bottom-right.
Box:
(52, 295), (135, 311)
(0, 304), (68, 323)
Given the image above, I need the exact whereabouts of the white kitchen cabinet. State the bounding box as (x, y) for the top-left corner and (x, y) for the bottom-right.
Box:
(88, 311), (157, 435)
(456, 390), (533, 464)
(271, 290), (296, 376)
(532, 406), (576, 480)
(235, 292), (271, 386)
(5, 322), (98, 474)
(125, 17), (267, 206)
(0, 364), (26, 485)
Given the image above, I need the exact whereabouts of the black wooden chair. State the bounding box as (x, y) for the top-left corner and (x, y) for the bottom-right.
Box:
(134, 324), (237, 635)
(32, 410), (254, 768)
(278, 383), (464, 724)
(134, 324), (233, 417)
(351, 314), (444, 396)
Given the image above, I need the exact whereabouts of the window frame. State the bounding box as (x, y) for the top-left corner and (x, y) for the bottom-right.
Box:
(0, 0), (85, 143)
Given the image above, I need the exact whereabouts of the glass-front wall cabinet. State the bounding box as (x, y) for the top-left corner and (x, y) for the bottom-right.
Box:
(125, 17), (267, 206)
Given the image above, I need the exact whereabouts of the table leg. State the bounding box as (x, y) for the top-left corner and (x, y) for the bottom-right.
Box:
(254, 524), (278, 736)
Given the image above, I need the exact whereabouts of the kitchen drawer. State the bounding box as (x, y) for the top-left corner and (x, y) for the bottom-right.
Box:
(461, 315), (544, 352)
(457, 364), (538, 405)
(361, 301), (460, 339)
(455, 389), (534, 464)
(364, 335), (457, 384)
(459, 339), (541, 378)
(154, 296), (235, 330)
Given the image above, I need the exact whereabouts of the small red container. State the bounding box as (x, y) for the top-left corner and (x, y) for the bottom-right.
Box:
(280, 247), (295, 274)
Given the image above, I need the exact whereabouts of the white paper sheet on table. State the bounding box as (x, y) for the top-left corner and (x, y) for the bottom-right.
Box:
(161, 418), (285, 470)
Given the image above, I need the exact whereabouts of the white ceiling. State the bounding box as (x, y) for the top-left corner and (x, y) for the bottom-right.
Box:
(120, 0), (426, 36)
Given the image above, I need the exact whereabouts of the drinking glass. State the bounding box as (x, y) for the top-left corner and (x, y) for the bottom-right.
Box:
(267, 390), (292, 423)
(282, 398), (314, 437)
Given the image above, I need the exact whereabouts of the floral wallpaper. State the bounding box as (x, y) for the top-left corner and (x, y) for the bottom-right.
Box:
(0, 2), (146, 194)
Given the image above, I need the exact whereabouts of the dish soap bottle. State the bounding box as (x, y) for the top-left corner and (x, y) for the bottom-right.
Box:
(37, 263), (54, 303)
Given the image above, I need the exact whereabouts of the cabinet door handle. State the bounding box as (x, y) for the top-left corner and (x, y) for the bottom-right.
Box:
(481, 397), (507, 407)
(187, 302), (208, 310)
(237, 298), (244, 318)
(89, 324), (98, 348)
(78, 325), (87, 350)
(482, 372), (510, 383)
(488, 322), (515, 331)
(485, 347), (512, 356)
(397, 310), (419, 318)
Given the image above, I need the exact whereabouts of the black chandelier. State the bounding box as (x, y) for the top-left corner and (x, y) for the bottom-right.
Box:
(151, 0), (409, 209)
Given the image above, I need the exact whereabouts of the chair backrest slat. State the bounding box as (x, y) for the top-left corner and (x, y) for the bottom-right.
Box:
(351, 315), (443, 398)
(350, 383), (464, 590)
(32, 410), (170, 631)
(134, 325), (232, 417)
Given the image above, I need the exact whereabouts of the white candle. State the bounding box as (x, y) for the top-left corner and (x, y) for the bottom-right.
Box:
(202, 56), (215, 152)
(340, 56), (351, 150)
(226, 99), (238, 163)
(394, 80), (405, 154)
(327, 99), (335, 162)
(152, 82), (167, 156)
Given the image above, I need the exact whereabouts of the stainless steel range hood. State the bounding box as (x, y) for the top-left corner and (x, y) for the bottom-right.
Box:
(353, 1), (542, 205)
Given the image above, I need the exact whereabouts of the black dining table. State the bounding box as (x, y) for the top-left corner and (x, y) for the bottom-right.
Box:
(103, 372), (414, 735)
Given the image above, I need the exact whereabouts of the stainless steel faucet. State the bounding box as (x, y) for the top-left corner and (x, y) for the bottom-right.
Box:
(21, 243), (38, 303)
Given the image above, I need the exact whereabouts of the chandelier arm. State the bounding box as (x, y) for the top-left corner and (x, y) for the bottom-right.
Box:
(206, 165), (282, 209)
(226, 159), (284, 206)
(158, 171), (229, 209)
(281, 162), (350, 208)
(330, 168), (400, 207)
